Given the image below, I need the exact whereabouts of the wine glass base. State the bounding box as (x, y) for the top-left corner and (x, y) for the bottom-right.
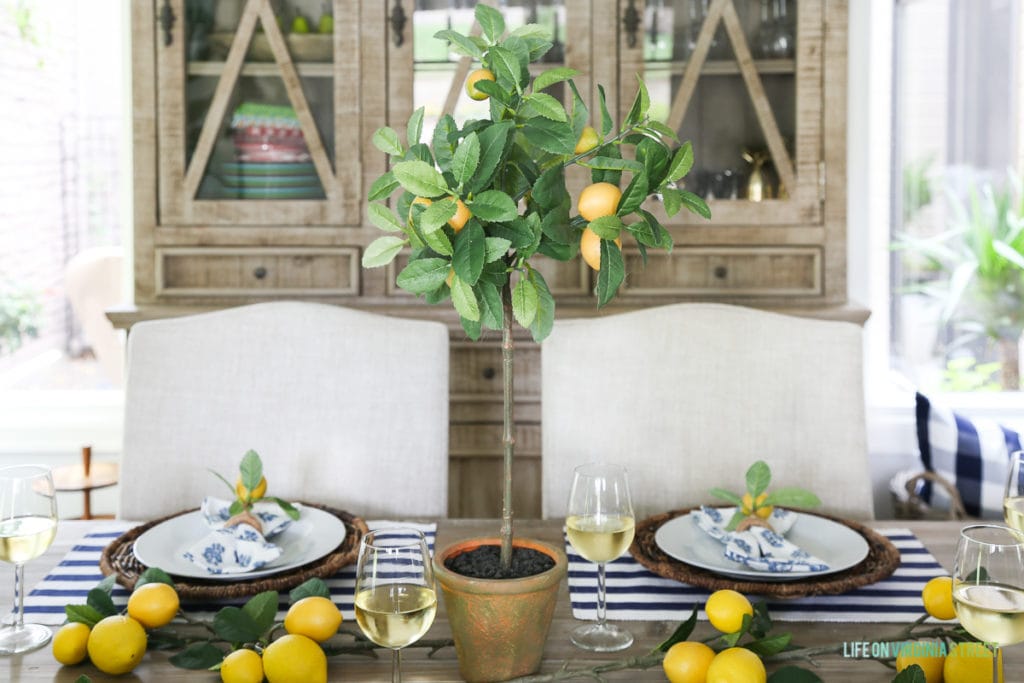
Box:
(0, 623), (52, 655)
(570, 622), (633, 652)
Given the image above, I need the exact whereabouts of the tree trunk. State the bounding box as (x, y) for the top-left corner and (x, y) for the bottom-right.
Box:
(500, 279), (515, 570)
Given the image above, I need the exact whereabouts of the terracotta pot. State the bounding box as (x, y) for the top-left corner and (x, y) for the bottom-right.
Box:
(433, 537), (568, 683)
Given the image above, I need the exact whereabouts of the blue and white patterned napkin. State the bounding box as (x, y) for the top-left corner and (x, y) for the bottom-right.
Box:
(181, 497), (296, 575)
(692, 505), (830, 573)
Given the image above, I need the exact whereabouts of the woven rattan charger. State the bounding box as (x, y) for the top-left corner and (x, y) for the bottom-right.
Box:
(100, 503), (367, 600)
(631, 507), (901, 599)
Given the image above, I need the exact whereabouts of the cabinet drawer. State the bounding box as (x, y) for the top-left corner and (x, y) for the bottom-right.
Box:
(451, 343), (541, 396)
(156, 247), (359, 297)
(622, 247), (822, 297)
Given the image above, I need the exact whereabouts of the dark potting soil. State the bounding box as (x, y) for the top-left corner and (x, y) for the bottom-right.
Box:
(445, 544), (555, 579)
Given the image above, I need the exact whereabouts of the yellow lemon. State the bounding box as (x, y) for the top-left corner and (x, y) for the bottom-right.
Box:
(221, 648), (264, 683)
(579, 227), (621, 271)
(465, 68), (495, 101)
(127, 581), (180, 629)
(705, 589), (754, 634)
(408, 196), (433, 225)
(284, 596), (343, 643)
(662, 641), (716, 683)
(574, 125), (600, 155)
(86, 615), (147, 675)
(922, 576), (956, 620)
(895, 640), (945, 683)
(235, 475), (267, 502)
(449, 198), (472, 232)
(706, 646), (766, 683)
(577, 181), (622, 222)
(944, 641), (1002, 683)
(52, 621), (90, 666)
(263, 634), (328, 683)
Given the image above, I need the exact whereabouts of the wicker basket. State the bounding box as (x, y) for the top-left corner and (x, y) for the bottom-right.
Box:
(890, 470), (968, 521)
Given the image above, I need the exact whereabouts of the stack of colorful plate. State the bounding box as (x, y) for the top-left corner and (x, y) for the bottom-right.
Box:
(220, 161), (325, 199)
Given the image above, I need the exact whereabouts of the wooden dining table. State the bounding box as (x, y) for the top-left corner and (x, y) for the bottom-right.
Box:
(1, 518), (1020, 681)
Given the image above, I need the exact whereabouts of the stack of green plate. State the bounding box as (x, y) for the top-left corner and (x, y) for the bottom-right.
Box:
(219, 162), (326, 199)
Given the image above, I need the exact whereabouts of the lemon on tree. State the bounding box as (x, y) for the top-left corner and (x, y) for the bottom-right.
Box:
(895, 640), (945, 683)
(705, 589), (753, 634)
(127, 581), (180, 629)
(944, 641), (1003, 683)
(409, 196), (472, 233)
(52, 621), (91, 666)
(706, 646), (766, 683)
(921, 575), (956, 620)
(221, 648), (264, 683)
(263, 633), (328, 683)
(579, 227), (621, 271)
(662, 641), (715, 683)
(284, 596), (343, 643)
(577, 181), (622, 222)
(86, 614), (147, 675)
(574, 125), (600, 155)
(465, 67), (495, 101)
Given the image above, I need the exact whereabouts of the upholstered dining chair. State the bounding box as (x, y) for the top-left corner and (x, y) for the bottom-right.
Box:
(541, 303), (874, 520)
(118, 302), (449, 520)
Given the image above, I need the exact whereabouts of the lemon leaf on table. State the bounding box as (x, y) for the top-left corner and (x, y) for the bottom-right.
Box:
(747, 632), (791, 657)
(136, 566), (175, 588)
(212, 606), (263, 643)
(73, 676), (92, 683)
(655, 608), (697, 652)
(65, 604), (104, 627)
(242, 591), (279, 633)
(168, 642), (224, 670)
(87, 587), (117, 617)
(290, 578), (331, 602)
(767, 665), (826, 683)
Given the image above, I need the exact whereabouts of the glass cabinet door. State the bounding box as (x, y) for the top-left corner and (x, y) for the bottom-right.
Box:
(622, 0), (823, 226)
(157, 0), (360, 226)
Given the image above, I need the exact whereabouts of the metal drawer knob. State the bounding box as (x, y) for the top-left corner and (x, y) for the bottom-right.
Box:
(482, 367), (496, 380)
(713, 266), (728, 279)
(253, 266), (268, 280)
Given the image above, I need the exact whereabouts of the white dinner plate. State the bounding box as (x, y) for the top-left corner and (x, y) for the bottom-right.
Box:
(132, 506), (347, 581)
(654, 510), (870, 582)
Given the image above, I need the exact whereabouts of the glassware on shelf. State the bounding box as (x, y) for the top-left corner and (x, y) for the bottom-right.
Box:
(754, 0), (775, 59)
(768, 0), (795, 59)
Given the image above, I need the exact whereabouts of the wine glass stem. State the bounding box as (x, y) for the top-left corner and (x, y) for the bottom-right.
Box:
(595, 562), (608, 627)
(12, 563), (25, 629)
(991, 644), (1000, 682)
(392, 648), (402, 683)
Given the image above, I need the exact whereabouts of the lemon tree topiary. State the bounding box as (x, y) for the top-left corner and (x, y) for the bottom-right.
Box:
(361, 4), (708, 570)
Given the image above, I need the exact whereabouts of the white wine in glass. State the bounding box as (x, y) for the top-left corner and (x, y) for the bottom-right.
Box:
(566, 463), (635, 652)
(0, 465), (58, 655)
(354, 528), (436, 683)
(952, 524), (1024, 681)
(1004, 450), (1024, 532)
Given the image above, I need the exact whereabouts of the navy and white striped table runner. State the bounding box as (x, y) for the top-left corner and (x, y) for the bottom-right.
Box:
(23, 521), (436, 626)
(566, 529), (946, 623)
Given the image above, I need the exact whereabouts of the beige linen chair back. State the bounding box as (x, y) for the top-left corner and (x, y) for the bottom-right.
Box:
(542, 303), (873, 520)
(119, 302), (449, 520)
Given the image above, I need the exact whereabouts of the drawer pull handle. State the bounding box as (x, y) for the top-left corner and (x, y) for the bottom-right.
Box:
(713, 266), (728, 279)
(159, 0), (175, 47)
(622, 0), (640, 48)
(482, 367), (496, 380)
(253, 266), (268, 280)
(389, 0), (406, 47)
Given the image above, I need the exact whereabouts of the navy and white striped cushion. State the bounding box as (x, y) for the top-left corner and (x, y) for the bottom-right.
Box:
(915, 392), (1022, 518)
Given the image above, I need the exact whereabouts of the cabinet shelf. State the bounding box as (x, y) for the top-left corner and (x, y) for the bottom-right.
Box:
(187, 61), (334, 78)
(643, 58), (795, 76)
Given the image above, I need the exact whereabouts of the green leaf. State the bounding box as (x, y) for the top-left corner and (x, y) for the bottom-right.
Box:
(453, 222), (486, 285)
(168, 643), (225, 670)
(96, 574), (117, 594)
(664, 141), (695, 184)
(362, 236), (406, 268)
(367, 171), (400, 201)
(368, 203), (404, 233)
(523, 117), (576, 156)
(87, 587), (117, 617)
(422, 226), (454, 256)
(639, 209), (670, 251)
(625, 216), (659, 248)
(407, 106), (425, 147)
(392, 160), (449, 198)
(624, 75), (650, 128)
(474, 281), (503, 329)
(433, 29), (484, 59)
(595, 239), (625, 307)
(460, 315), (482, 340)
(242, 591), (279, 633)
(450, 276), (480, 322)
(541, 201), (573, 245)
(65, 603), (104, 627)
(228, 500), (244, 515)
(488, 217), (535, 249)
(136, 566), (176, 588)
(709, 487), (743, 505)
(451, 131), (481, 187)
(528, 270), (555, 342)
(532, 166), (569, 211)
(212, 606), (263, 643)
(724, 509), (746, 531)
(680, 190), (711, 219)
(371, 127), (403, 156)
(618, 171), (649, 215)
(432, 115), (458, 173)
(588, 214), (623, 240)
(240, 450), (262, 491)
(467, 121), (513, 194)
(470, 190), (518, 223)
(763, 488), (823, 509)
(524, 93), (567, 122)
(405, 142), (434, 165)
(644, 119), (680, 142)
(473, 77), (510, 104)
(655, 609), (698, 652)
(590, 144), (622, 185)
(767, 665), (826, 683)
(484, 237), (512, 263)
(475, 3), (505, 43)
(397, 258), (450, 294)
(268, 497), (300, 520)
(534, 67), (578, 93)
(290, 578), (331, 603)
(746, 461), (772, 497)
(637, 137), (670, 187)
(586, 156), (645, 173)
(747, 633), (792, 657)
(489, 45), (525, 92)
(568, 80), (589, 141)
(662, 187), (684, 217)
(598, 84), (613, 137)
(510, 23), (550, 40)
(73, 676), (92, 683)
(512, 277), (538, 327)
(421, 197), (458, 234)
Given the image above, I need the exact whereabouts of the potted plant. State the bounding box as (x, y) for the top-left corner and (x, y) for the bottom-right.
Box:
(361, 6), (707, 680)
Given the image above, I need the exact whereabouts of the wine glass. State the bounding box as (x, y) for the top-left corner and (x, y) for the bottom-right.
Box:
(952, 524), (1024, 682)
(1004, 450), (1024, 531)
(0, 465), (58, 655)
(566, 462), (635, 651)
(354, 528), (437, 683)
